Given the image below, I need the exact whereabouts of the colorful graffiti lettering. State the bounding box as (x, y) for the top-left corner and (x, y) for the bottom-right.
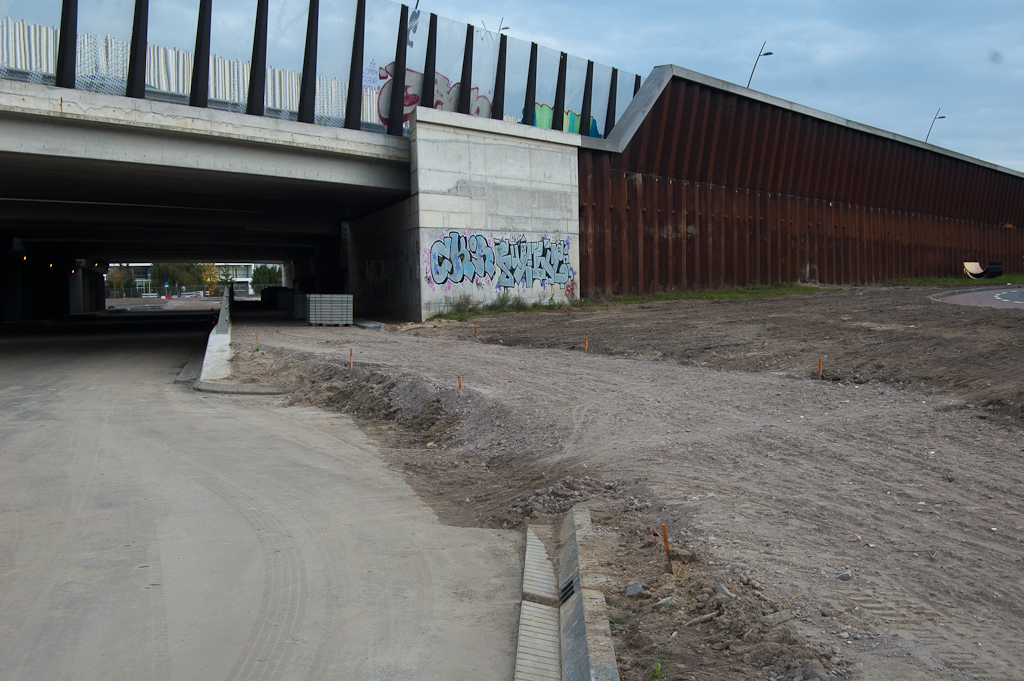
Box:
(494, 236), (572, 289)
(426, 231), (574, 291)
(378, 63), (492, 126)
(532, 103), (600, 137)
(429, 232), (496, 286)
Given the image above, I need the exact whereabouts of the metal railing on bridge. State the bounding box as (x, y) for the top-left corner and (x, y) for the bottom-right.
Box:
(0, 1), (641, 138)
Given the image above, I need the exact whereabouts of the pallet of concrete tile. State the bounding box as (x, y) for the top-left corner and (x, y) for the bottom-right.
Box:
(292, 293), (308, 321)
(307, 294), (353, 326)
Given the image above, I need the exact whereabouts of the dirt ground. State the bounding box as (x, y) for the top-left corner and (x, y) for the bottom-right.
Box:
(227, 283), (1024, 681)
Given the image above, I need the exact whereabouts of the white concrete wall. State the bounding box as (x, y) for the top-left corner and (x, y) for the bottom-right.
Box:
(410, 107), (581, 320)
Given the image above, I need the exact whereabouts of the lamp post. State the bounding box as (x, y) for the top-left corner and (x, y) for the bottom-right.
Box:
(925, 108), (946, 143)
(747, 41), (773, 88)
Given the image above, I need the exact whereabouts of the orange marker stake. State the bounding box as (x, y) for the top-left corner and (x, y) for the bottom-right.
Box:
(818, 357), (823, 379)
(584, 337), (589, 352)
(350, 348), (354, 370)
(458, 375), (462, 397)
(662, 522), (673, 573)
(475, 326), (478, 338)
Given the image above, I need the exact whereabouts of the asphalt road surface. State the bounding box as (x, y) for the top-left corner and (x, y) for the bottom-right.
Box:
(939, 284), (1024, 308)
(0, 317), (520, 680)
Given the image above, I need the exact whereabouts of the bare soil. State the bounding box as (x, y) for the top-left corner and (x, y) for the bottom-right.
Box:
(227, 283), (1024, 681)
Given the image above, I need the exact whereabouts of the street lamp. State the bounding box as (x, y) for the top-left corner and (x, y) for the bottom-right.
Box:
(747, 41), (773, 88)
(925, 108), (946, 143)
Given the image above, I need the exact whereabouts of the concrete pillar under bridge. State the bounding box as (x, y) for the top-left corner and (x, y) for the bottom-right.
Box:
(291, 226), (350, 295)
(2, 239), (25, 323)
(2, 243), (106, 323)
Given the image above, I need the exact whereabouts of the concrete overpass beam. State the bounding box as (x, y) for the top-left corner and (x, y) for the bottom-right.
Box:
(0, 80), (411, 194)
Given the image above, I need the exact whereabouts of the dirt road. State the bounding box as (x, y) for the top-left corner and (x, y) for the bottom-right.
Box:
(230, 284), (1024, 681)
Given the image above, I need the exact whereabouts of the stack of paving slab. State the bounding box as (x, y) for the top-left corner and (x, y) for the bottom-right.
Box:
(292, 293), (308, 321)
(308, 294), (353, 326)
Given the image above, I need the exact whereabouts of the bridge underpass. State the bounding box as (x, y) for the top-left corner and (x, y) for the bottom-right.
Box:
(6, 0), (1022, 325)
(0, 79), (411, 321)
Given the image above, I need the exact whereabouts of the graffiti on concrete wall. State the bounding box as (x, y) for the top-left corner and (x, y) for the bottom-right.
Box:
(494, 237), (572, 288)
(425, 230), (575, 292)
(428, 232), (496, 286)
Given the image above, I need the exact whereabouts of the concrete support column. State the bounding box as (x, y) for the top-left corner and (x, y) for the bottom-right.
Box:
(2, 239), (25, 322)
(68, 264), (84, 314)
(282, 261), (295, 288)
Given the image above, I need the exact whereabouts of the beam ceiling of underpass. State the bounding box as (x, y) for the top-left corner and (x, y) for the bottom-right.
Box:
(0, 80), (412, 264)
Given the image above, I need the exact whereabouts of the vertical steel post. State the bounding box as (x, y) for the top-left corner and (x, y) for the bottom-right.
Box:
(387, 4), (409, 136)
(457, 24), (474, 114)
(55, 0), (78, 89)
(604, 68), (618, 137)
(491, 33), (507, 121)
(523, 42), (538, 126)
(297, 0), (320, 123)
(247, 0), (270, 116)
(420, 13), (437, 108)
(345, 0), (366, 129)
(552, 52), (567, 131)
(126, 0), (149, 98)
(190, 0), (212, 107)
(579, 59), (594, 136)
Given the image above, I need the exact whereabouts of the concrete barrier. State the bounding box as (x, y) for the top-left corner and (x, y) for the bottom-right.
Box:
(199, 294), (232, 382)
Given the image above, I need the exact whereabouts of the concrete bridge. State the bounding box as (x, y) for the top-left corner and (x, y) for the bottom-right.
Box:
(1, 0), (640, 322)
(0, 74), (589, 322)
(4, 1), (1023, 324)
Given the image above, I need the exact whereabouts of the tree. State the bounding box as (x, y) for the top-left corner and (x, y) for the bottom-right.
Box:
(106, 265), (133, 297)
(150, 263), (203, 292)
(251, 264), (282, 293)
(216, 266), (234, 295)
(201, 263), (220, 295)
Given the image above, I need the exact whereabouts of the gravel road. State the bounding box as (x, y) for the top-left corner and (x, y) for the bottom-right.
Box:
(229, 285), (1024, 680)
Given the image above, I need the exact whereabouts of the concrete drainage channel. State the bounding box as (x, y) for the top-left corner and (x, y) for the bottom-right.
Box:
(514, 508), (620, 681)
(180, 299), (620, 680)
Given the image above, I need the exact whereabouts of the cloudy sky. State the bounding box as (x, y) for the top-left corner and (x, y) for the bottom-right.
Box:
(435, 0), (1024, 172)
(9, 0), (1024, 171)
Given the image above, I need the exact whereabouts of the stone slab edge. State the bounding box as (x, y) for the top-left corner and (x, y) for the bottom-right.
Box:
(353, 318), (387, 331)
(193, 381), (288, 395)
(558, 508), (620, 681)
(930, 284), (1023, 300)
(175, 346), (206, 384)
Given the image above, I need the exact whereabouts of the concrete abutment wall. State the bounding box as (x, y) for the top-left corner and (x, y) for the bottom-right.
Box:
(350, 108), (583, 322)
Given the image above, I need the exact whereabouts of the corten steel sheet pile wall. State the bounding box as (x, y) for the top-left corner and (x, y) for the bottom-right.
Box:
(578, 68), (1024, 296)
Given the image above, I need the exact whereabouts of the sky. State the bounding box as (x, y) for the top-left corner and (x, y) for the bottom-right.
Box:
(6, 0), (1024, 171)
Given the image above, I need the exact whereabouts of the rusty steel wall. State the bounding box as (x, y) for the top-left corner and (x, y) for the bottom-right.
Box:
(579, 76), (1024, 296)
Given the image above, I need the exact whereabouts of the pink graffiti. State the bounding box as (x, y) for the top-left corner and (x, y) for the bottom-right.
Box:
(378, 62), (492, 126)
